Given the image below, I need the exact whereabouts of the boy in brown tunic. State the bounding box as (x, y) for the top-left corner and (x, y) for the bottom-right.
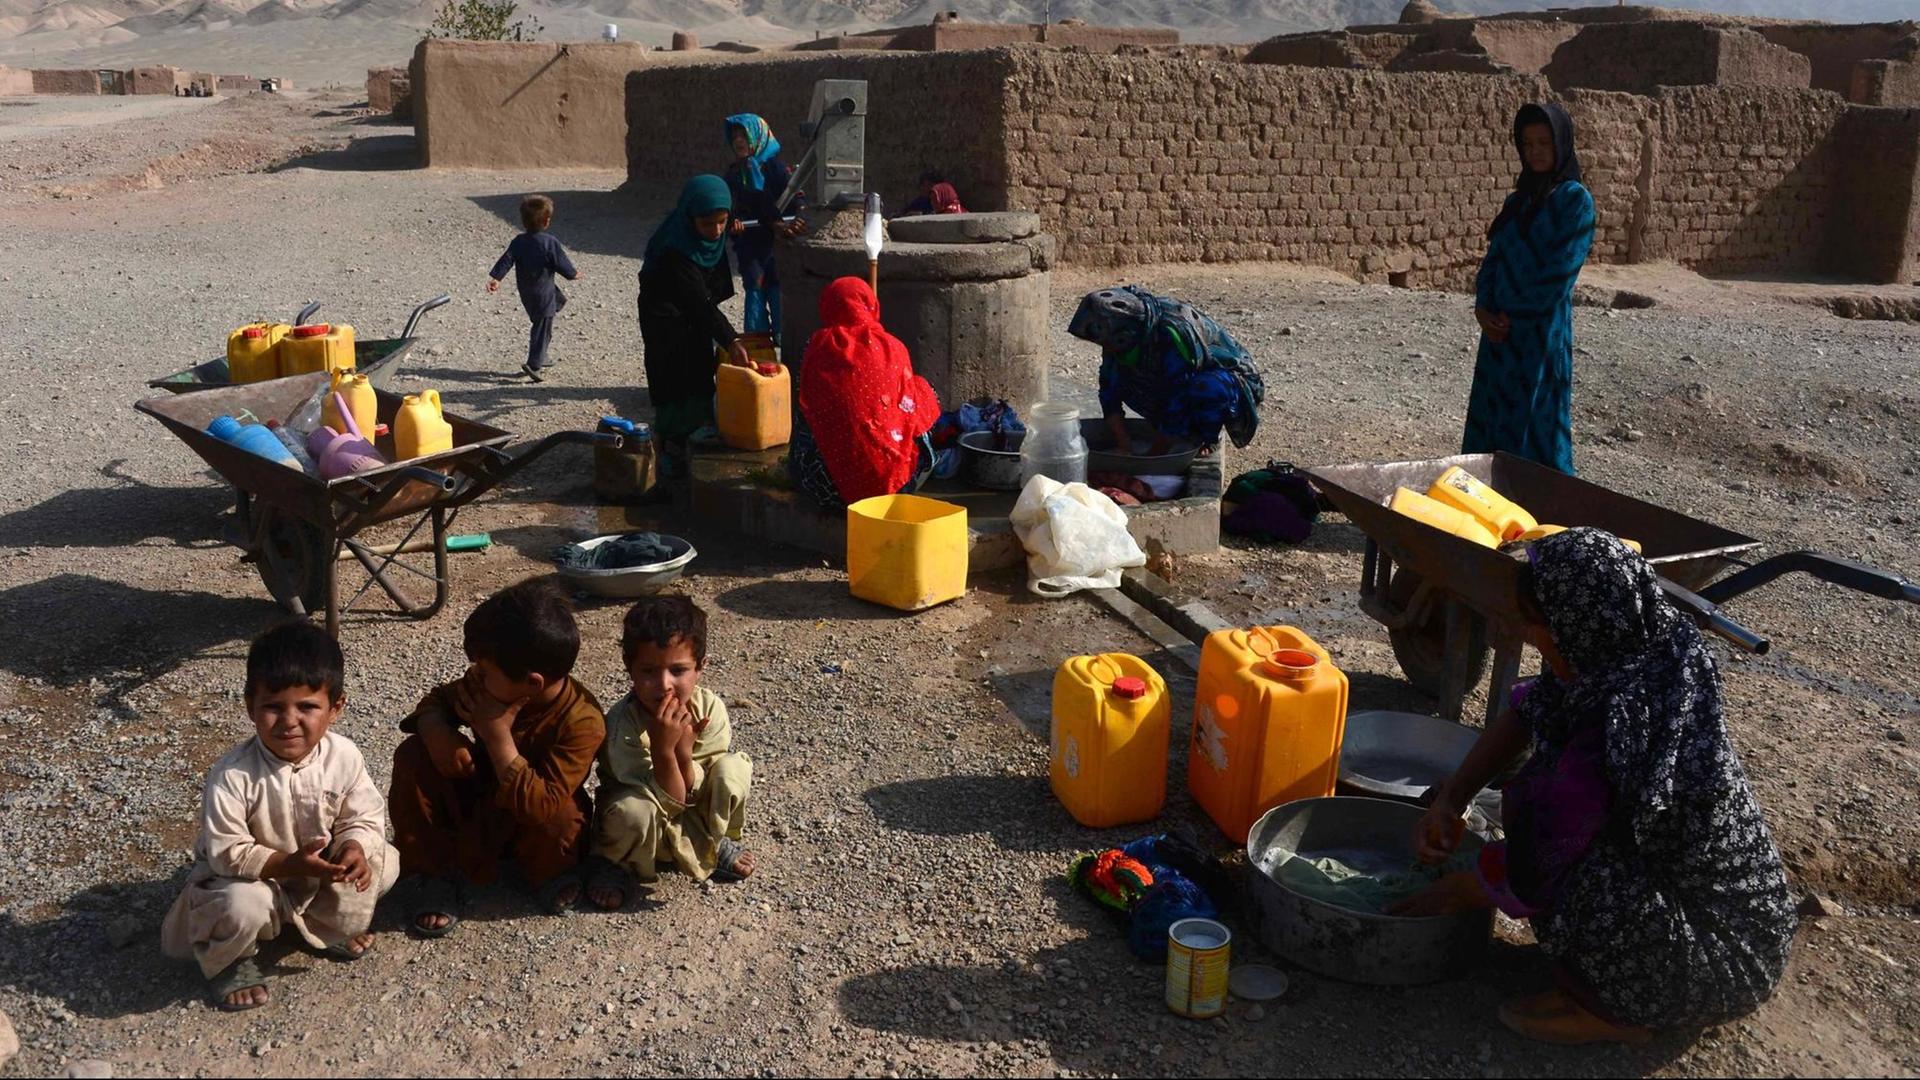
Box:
(388, 577), (606, 936)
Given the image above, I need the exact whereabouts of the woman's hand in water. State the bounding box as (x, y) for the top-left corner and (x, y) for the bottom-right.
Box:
(1411, 793), (1469, 866)
(1386, 870), (1489, 918)
(1474, 307), (1511, 344)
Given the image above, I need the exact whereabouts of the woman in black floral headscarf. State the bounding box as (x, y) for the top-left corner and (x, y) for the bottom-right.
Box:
(1393, 528), (1797, 1044)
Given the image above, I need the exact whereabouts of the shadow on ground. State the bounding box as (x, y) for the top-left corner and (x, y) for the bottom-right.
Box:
(468, 189), (658, 261)
(0, 463), (230, 550)
(273, 133), (420, 172)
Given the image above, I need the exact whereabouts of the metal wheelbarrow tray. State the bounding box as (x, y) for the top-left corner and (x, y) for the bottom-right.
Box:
(146, 295), (451, 395)
(1307, 452), (1920, 726)
(136, 372), (619, 636)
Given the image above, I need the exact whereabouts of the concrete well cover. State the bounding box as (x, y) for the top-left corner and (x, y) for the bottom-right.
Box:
(886, 211), (1041, 245)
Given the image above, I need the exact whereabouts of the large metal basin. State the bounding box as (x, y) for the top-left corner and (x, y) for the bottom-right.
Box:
(1247, 796), (1492, 986)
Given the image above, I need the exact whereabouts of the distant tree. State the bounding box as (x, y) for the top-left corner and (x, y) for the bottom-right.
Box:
(428, 0), (542, 41)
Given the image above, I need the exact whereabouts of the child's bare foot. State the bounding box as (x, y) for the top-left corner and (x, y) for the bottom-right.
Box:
(409, 877), (462, 939)
(225, 984), (269, 1010)
(536, 868), (583, 915)
(585, 857), (632, 911)
(209, 957), (269, 1012)
(324, 932), (375, 960)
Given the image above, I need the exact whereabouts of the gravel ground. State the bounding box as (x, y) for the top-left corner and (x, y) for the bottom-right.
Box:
(0, 92), (1916, 1078)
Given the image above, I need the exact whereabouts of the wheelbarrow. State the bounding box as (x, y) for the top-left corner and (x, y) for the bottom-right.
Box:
(1307, 452), (1920, 726)
(145, 294), (452, 394)
(135, 372), (621, 636)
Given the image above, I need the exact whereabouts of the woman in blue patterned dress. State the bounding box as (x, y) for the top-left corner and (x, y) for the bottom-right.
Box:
(1463, 102), (1596, 474)
(1067, 286), (1264, 456)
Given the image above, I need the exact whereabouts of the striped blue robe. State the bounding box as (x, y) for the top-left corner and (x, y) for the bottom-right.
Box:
(1463, 181), (1596, 474)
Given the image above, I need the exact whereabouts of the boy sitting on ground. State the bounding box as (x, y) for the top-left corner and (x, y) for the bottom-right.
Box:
(586, 595), (754, 909)
(388, 577), (607, 935)
(161, 622), (400, 1011)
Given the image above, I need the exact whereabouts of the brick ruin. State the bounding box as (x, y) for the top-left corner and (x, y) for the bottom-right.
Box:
(0, 63), (278, 97)
(403, 7), (1920, 287)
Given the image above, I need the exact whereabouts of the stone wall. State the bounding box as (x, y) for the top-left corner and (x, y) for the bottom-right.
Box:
(1755, 23), (1919, 97)
(0, 66), (33, 95)
(31, 69), (100, 94)
(413, 39), (654, 169)
(622, 51), (1015, 214)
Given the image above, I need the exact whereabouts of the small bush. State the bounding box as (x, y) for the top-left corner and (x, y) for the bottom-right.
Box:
(428, 0), (542, 41)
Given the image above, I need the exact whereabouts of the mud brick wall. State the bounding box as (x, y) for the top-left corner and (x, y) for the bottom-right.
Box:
(31, 69), (100, 95)
(413, 40), (655, 169)
(1561, 90), (1655, 264)
(998, 52), (1557, 285)
(1635, 87), (1845, 274)
(1830, 106), (1920, 284)
(1852, 60), (1920, 107)
(0, 67), (32, 95)
(1756, 23), (1919, 98)
(622, 51), (1014, 215)
(127, 66), (178, 95)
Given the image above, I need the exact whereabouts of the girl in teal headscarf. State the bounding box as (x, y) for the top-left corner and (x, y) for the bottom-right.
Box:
(723, 113), (803, 338)
(638, 175), (752, 476)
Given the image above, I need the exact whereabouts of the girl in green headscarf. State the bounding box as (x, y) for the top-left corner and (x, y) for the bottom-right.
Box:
(639, 174), (753, 476)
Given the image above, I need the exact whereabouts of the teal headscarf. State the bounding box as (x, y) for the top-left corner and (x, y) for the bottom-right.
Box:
(725, 113), (781, 191)
(644, 174), (732, 271)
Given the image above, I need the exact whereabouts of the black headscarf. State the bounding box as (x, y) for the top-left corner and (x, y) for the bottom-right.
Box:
(1489, 102), (1581, 238)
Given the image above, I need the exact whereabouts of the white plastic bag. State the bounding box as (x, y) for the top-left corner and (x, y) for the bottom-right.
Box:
(1010, 475), (1148, 597)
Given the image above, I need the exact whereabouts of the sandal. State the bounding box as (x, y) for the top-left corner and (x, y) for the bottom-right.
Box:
(208, 956), (269, 1012)
(584, 856), (633, 911)
(322, 936), (372, 961)
(535, 867), (583, 915)
(711, 837), (753, 883)
(408, 877), (464, 940)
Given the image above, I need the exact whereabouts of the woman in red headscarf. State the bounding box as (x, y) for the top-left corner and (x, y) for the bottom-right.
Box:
(788, 277), (940, 509)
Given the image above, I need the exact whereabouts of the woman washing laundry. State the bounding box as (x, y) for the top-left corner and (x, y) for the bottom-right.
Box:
(1067, 286), (1264, 457)
(1392, 528), (1797, 1045)
(788, 277), (940, 509)
(1463, 102), (1596, 474)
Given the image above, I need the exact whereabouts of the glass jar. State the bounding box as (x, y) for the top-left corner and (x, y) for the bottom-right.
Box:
(1019, 401), (1088, 489)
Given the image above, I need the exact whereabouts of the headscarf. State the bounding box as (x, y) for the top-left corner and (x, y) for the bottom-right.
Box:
(798, 277), (940, 502)
(930, 182), (966, 215)
(1067, 285), (1265, 448)
(1518, 527), (1725, 838)
(725, 113), (781, 192)
(1489, 102), (1581, 238)
(644, 174), (731, 271)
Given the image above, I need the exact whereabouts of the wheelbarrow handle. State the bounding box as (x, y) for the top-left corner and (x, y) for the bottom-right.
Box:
(294, 301), (322, 326)
(1661, 580), (1770, 655)
(402, 294), (453, 340)
(1696, 550), (1920, 607)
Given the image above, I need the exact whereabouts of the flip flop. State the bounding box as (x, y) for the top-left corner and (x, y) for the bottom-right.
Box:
(584, 855), (633, 911)
(408, 877), (464, 940)
(711, 837), (752, 883)
(534, 867), (583, 915)
(322, 937), (372, 961)
(208, 956), (269, 1012)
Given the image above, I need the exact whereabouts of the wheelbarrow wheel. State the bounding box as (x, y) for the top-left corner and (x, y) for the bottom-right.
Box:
(1386, 567), (1489, 699)
(254, 507), (329, 617)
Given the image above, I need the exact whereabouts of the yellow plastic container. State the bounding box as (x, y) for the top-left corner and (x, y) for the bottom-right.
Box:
(278, 323), (357, 376)
(323, 371), (377, 441)
(846, 494), (966, 611)
(394, 389), (454, 461)
(1426, 465), (1538, 543)
(717, 332), (779, 369)
(1050, 653), (1171, 828)
(1390, 487), (1499, 548)
(1518, 523), (1643, 554)
(716, 361), (792, 451)
(1189, 626), (1350, 844)
(226, 323), (289, 383)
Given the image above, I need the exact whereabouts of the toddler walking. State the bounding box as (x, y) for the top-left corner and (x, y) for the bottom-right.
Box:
(489, 194), (581, 383)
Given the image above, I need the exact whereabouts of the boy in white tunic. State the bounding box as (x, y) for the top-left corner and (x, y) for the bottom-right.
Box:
(584, 596), (754, 910)
(161, 622), (400, 1011)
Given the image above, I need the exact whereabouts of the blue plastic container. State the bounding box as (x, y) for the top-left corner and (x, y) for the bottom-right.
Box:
(207, 415), (301, 470)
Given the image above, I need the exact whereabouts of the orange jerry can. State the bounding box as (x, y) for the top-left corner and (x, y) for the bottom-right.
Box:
(715, 359), (792, 451)
(1050, 653), (1171, 828)
(1188, 626), (1350, 843)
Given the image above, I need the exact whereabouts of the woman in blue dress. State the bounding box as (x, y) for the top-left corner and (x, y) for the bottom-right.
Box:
(1067, 286), (1264, 456)
(1463, 102), (1596, 474)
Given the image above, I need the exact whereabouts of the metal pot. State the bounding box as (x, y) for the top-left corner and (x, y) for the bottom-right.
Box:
(1245, 796), (1492, 986)
(958, 430), (1025, 490)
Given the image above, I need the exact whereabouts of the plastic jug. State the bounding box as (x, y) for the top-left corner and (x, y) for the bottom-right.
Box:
(207, 415), (301, 470)
(1390, 487), (1499, 548)
(715, 361), (792, 451)
(226, 323), (288, 383)
(264, 420), (318, 476)
(717, 332), (779, 369)
(394, 390), (454, 461)
(846, 494), (967, 611)
(1050, 653), (1171, 828)
(1517, 523), (1643, 554)
(278, 322), (356, 376)
(323, 371), (377, 441)
(1020, 401), (1088, 489)
(594, 417), (657, 502)
(1426, 466), (1537, 543)
(1189, 626), (1350, 844)
(308, 426), (387, 480)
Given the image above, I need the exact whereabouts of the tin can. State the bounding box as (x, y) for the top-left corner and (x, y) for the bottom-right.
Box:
(1165, 917), (1231, 1018)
